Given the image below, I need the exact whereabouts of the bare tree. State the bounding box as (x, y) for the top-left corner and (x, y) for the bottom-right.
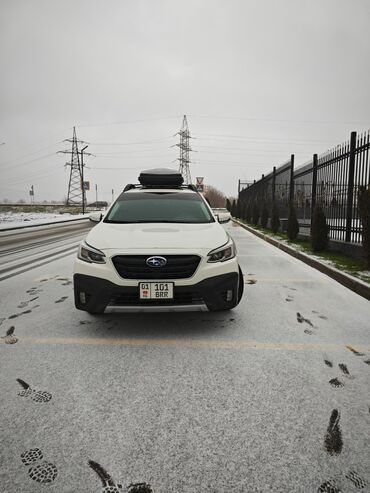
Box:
(203, 185), (227, 208)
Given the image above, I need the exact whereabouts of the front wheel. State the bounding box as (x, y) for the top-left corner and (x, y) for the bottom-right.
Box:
(237, 265), (244, 303)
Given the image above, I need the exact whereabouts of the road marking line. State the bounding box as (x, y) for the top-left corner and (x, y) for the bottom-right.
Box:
(2, 336), (369, 352)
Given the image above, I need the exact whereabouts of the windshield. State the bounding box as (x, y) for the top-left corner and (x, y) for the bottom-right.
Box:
(104, 191), (215, 224)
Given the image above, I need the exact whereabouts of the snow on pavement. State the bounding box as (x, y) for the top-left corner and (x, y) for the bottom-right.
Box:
(0, 212), (87, 230)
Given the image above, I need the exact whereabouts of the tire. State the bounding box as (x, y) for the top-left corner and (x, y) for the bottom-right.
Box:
(237, 265), (244, 303)
(87, 305), (105, 315)
(208, 306), (231, 312)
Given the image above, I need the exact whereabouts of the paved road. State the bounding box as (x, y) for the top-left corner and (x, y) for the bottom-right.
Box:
(0, 219), (91, 281)
(0, 222), (369, 492)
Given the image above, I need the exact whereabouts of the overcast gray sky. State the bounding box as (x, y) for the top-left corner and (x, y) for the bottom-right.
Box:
(1, 0), (369, 203)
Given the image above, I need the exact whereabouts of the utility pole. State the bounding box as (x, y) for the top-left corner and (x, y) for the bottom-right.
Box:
(58, 127), (92, 207)
(112, 189), (114, 203)
(175, 115), (193, 185)
(29, 185), (34, 204)
(80, 145), (88, 214)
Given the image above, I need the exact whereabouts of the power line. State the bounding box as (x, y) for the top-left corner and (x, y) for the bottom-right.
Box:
(0, 146), (60, 172)
(195, 146), (312, 155)
(77, 115), (182, 128)
(88, 166), (151, 171)
(0, 127), (71, 155)
(189, 161), (278, 168)
(92, 153), (173, 160)
(188, 114), (369, 126)
(2, 167), (65, 188)
(193, 134), (336, 145)
(89, 137), (172, 146)
(93, 148), (173, 156)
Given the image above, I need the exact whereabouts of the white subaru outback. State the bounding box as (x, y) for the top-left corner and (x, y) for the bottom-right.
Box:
(73, 168), (243, 313)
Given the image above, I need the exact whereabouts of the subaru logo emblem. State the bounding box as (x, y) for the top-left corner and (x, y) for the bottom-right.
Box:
(146, 256), (167, 268)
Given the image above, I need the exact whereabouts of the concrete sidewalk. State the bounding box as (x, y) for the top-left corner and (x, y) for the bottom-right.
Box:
(234, 219), (370, 301)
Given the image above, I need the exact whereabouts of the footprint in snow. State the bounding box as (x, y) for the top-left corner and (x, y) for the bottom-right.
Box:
(324, 409), (343, 456)
(2, 326), (18, 344)
(16, 379), (52, 403)
(55, 296), (68, 304)
(21, 448), (57, 484)
(329, 378), (344, 388)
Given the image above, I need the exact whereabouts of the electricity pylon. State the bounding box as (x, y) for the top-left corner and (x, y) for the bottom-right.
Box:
(175, 115), (193, 185)
(58, 127), (91, 206)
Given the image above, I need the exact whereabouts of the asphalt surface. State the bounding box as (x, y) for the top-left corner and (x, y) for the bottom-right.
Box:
(0, 219), (91, 281)
(0, 221), (369, 492)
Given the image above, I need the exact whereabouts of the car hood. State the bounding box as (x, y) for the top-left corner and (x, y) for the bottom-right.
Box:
(85, 222), (229, 251)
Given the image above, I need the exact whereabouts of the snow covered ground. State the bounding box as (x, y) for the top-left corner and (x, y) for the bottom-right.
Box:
(0, 212), (87, 230)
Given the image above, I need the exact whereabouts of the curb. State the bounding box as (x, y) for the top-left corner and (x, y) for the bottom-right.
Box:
(233, 219), (370, 301)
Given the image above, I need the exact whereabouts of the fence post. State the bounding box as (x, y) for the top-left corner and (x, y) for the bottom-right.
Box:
(345, 131), (357, 243)
(311, 154), (318, 230)
(289, 155), (295, 204)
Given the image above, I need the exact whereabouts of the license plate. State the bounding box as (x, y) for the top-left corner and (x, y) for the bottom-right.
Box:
(139, 282), (174, 300)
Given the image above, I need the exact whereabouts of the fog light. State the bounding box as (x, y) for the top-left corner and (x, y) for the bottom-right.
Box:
(226, 289), (233, 302)
(79, 292), (86, 304)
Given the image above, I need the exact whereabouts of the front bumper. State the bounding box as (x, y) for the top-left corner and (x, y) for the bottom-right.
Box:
(74, 272), (240, 313)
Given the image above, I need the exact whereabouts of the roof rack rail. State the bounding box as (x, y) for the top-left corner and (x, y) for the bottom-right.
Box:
(122, 183), (200, 193)
(122, 184), (137, 192)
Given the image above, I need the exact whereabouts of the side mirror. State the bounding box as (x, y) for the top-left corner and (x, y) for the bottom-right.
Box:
(89, 212), (103, 222)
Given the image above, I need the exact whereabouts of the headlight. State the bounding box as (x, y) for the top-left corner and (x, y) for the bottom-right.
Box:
(78, 241), (106, 264)
(207, 238), (236, 263)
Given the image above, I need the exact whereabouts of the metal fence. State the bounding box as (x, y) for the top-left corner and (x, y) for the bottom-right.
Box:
(238, 130), (370, 244)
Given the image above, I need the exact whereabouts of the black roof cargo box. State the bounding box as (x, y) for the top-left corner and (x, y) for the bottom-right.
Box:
(138, 168), (184, 187)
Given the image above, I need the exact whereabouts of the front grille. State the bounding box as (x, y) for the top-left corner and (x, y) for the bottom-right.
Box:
(111, 255), (201, 280)
(108, 291), (204, 306)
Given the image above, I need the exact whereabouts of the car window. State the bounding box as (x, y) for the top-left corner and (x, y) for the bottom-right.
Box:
(104, 192), (215, 224)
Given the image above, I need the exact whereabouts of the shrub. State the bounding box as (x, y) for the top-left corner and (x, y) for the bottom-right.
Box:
(239, 202), (244, 220)
(245, 203), (251, 222)
(287, 203), (299, 241)
(311, 205), (329, 251)
(230, 200), (236, 217)
(358, 185), (370, 268)
(240, 201), (247, 221)
(226, 198), (231, 212)
(252, 203), (260, 225)
(261, 204), (269, 228)
(271, 204), (280, 233)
